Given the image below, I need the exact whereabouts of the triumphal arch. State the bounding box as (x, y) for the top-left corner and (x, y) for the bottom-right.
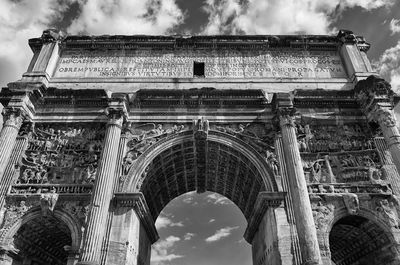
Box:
(0, 29), (399, 265)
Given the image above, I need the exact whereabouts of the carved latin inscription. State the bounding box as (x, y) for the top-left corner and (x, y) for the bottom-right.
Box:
(55, 50), (346, 79)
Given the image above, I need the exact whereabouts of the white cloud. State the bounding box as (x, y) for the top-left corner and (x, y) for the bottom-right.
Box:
(390, 18), (400, 35)
(373, 41), (400, 92)
(209, 218), (216, 223)
(151, 235), (183, 264)
(0, 0), (78, 87)
(206, 193), (231, 205)
(68, 0), (185, 35)
(155, 215), (184, 229)
(183, 232), (195, 240)
(182, 191), (198, 204)
(201, 0), (395, 35)
(0, 0), (185, 88)
(205, 226), (239, 242)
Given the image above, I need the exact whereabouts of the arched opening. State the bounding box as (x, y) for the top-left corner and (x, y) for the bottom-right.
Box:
(329, 215), (396, 265)
(137, 137), (269, 221)
(119, 131), (283, 265)
(151, 191), (251, 265)
(10, 214), (72, 265)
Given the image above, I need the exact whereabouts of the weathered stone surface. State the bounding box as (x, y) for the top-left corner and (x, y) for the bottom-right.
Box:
(1, 30), (400, 265)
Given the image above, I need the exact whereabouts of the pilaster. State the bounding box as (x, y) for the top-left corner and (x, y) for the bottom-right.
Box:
(273, 93), (323, 265)
(106, 193), (158, 265)
(244, 192), (290, 265)
(78, 97), (128, 265)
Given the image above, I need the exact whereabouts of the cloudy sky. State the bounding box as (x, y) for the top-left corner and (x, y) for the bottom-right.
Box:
(1, 0), (400, 264)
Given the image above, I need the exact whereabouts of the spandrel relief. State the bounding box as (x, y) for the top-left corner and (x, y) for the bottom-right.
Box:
(212, 123), (275, 154)
(15, 124), (105, 187)
(122, 123), (187, 176)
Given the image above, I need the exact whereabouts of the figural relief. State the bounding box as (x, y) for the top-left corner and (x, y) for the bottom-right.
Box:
(13, 124), (105, 193)
(297, 121), (384, 184)
(122, 123), (187, 176)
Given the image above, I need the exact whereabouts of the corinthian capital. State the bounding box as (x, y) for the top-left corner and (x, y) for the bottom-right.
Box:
(371, 107), (397, 128)
(354, 75), (394, 113)
(277, 107), (297, 127)
(2, 107), (25, 129)
(104, 106), (127, 127)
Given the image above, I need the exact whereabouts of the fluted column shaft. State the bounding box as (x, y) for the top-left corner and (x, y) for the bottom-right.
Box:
(374, 108), (400, 180)
(0, 108), (24, 187)
(0, 135), (29, 209)
(278, 108), (322, 265)
(78, 109), (124, 265)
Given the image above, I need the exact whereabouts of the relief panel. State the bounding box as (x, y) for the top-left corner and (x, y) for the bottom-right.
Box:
(11, 123), (105, 194)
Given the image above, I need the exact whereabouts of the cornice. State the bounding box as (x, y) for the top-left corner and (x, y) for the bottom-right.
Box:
(28, 33), (353, 52)
(113, 192), (159, 244)
(293, 89), (358, 108)
(244, 191), (286, 243)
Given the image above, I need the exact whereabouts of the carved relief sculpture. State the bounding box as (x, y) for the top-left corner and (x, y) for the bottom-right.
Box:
(12, 124), (105, 194)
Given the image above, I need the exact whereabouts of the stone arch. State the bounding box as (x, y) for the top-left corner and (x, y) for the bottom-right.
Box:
(121, 130), (279, 221)
(327, 207), (399, 265)
(1, 205), (82, 258)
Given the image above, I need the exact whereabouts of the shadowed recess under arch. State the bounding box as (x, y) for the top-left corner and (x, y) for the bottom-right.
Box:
(12, 214), (72, 265)
(329, 215), (397, 265)
(137, 135), (270, 222)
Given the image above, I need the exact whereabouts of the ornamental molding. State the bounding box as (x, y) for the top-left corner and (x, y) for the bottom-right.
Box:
(277, 107), (297, 127)
(2, 108), (25, 129)
(113, 192), (159, 244)
(31, 33), (343, 51)
(354, 75), (396, 115)
(243, 192), (286, 243)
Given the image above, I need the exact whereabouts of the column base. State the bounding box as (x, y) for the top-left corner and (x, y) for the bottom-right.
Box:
(76, 261), (99, 265)
(301, 261), (321, 265)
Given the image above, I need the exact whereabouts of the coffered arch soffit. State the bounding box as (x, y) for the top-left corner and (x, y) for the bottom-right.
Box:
(120, 130), (279, 221)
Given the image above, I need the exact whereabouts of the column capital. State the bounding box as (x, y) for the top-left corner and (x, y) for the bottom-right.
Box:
(277, 107), (297, 127)
(2, 107), (26, 129)
(105, 95), (129, 127)
(370, 107), (397, 128)
(354, 75), (395, 113)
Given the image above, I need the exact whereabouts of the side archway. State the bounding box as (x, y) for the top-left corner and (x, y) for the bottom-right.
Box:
(328, 207), (399, 265)
(0, 206), (82, 265)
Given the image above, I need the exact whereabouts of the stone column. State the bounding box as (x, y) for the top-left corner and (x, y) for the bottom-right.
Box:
(355, 76), (400, 194)
(0, 123), (31, 209)
(0, 108), (25, 186)
(277, 105), (322, 265)
(78, 104), (127, 265)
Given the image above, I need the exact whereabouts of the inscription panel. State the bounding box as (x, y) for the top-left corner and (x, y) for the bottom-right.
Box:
(54, 49), (346, 79)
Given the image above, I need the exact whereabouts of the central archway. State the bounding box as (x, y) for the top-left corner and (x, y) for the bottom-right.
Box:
(122, 130), (279, 222)
(114, 130), (288, 265)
